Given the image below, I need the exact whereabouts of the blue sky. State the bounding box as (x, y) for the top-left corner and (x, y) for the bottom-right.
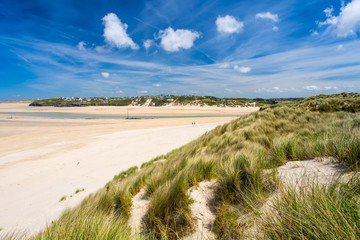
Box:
(1, 0), (360, 99)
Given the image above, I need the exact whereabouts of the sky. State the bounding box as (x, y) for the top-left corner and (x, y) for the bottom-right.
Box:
(1, 0), (360, 99)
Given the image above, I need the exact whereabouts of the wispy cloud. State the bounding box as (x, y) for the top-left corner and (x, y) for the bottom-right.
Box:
(218, 62), (231, 69)
(255, 12), (279, 22)
(233, 65), (251, 73)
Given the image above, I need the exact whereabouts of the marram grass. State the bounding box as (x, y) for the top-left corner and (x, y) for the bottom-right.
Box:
(259, 177), (360, 240)
(30, 93), (360, 239)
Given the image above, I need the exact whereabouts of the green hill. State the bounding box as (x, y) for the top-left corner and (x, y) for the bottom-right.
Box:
(30, 93), (360, 239)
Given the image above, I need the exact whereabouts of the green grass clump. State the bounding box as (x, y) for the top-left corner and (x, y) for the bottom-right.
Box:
(147, 173), (193, 238)
(213, 203), (243, 239)
(113, 166), (138, 181)
(59, 196), (67, 202)
(259, 177), (360, 239)
(141, 155), (166, 169)
(75, 188), (85, 194)
(318, 127), (360, 170)
(32, 210), (132, 240)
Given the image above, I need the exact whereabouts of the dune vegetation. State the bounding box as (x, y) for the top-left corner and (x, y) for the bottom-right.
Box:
(28, 93), (360, 240)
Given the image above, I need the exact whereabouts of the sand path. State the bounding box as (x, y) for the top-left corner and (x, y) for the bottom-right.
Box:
(129, 189), (150, 235)
(184, 180), (218, 240)
(0, 122), (224, 237)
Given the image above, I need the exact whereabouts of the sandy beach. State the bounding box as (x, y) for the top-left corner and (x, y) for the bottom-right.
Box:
(0, 103), (258, 237)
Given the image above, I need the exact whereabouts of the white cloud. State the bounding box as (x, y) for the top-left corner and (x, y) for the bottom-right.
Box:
(116, 90), (124, 94)
(152, 83), (161, 87)
(256, 12), (279, 22)
(216, 15), (244, 34)
(234, 65), (251, 73)
(318, 0), (360, 37)
(303, 85), (320, 91)
(158, 27), (200, 52)
(143, 40), (153, 50)
(77, 41), (86, 51)
(101, 72), (110, 78)
(102, 13), (139, 50)
(139, 90), (148, 93)
(272, 26), (279, 32)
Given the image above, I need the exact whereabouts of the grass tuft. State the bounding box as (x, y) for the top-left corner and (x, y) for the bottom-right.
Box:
(259, 177), (360, 239)
(59, 196), (67, 202)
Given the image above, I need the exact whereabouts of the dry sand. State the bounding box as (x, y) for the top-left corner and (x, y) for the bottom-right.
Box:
(0, 103), (258, 237)
(129, 189), (150, 235)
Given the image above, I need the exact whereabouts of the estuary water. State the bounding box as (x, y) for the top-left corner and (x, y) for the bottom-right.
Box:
(0, 111), (243, 119)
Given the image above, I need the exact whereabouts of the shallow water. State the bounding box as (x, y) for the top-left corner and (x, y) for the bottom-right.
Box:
(0, 119), (84, 125)
(0, 111), (243, 119)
